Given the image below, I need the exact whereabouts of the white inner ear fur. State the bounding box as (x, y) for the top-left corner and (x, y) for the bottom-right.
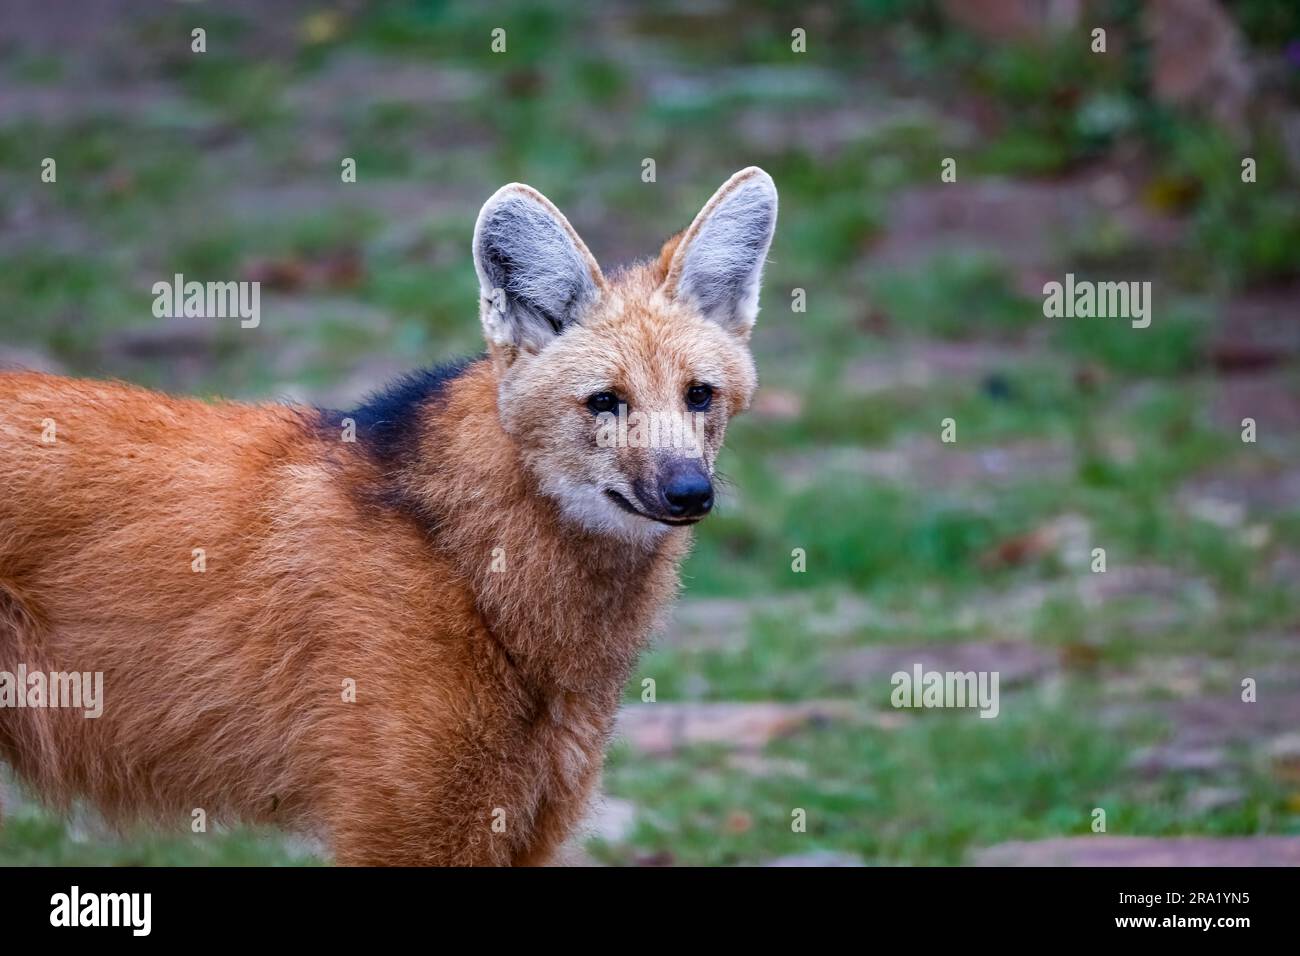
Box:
(667, 167), (778, 336)
(473, 185), (604, 353)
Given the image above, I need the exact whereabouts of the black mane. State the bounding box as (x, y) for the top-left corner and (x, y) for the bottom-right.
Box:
(320, 355), (481, 462)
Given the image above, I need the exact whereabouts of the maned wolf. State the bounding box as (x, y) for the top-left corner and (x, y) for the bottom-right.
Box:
(0, 167), (777, 865)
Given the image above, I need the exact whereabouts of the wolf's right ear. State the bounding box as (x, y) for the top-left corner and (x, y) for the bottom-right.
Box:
(661, 167), (777, 338)
(473, 184), (605, 356)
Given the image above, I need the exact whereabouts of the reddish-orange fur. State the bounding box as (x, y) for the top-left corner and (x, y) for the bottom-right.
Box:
(0, 363), (687, 865)
(0, 169), (774, 864)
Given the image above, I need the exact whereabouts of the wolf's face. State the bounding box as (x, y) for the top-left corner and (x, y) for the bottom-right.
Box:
(473, 168), (776, 543)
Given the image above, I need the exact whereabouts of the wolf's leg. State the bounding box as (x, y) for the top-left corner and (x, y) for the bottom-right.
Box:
(324, 781), (518, 866)
(0, 583), (64, 803)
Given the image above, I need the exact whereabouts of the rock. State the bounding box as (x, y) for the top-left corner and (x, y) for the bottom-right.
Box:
(1267, 550), (1300, 587)
(1127, 745), (1229, 775)
(281, 833), (328, 862)
(1180, 495), (1246, 528)
(1109, 685), (1300, 758)
(656, 597), (752, 652)
(845, 342), (1053, 395)
(284, 53), (484, 115)
(1185, 786), (1245, 814)
(973, 836), (1300, 866)
(1209, 341), (1286, 374)
(0, 83), (192, 125)
(310, 354), (412, 410)
(1079, 565), (1216, 611)
(1179, 467), (1300, 518)
(1147, 0), (1252, 134)
(750, 388), (803, 421)
(868, 177), (1182, 277)
(659, 592), (886, 652)
(1211, 371), (1300, 433)
(734, 94), (944, 157)
(827, 641), (1055, 691)
(550, 844), (606, 867)
(1116, 655), (1223, 700)
(763, 850), (865, 867)
(0, 346), (65, 374)
(1216, 287), (1300, 364)
(940, 0), (1080, 42)
(583, 796), (638, 844)
(104, 318), (219, 359)
(616, 701), (856, 755)
(725, 753), (811, 778)
(773, 438), (1075, 493)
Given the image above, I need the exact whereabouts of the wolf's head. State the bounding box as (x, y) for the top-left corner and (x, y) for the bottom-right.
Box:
(472, 167), (777, 543)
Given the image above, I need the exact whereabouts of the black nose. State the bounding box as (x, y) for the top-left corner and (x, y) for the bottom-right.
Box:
(661, 466), (714, 518)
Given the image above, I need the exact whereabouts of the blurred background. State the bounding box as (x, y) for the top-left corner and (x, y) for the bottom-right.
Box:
(1, 0), (1298, 865)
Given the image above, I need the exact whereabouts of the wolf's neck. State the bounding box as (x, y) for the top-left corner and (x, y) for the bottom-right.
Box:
(400, 360), (687, 700)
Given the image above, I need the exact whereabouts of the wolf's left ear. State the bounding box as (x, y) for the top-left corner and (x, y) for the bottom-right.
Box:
(662, 167), (777, 337)
(473, 183), (605, 355)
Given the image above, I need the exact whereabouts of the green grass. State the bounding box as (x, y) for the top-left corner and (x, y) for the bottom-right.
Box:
(871, 254), (1038, 340)
(0, 800), (321, 866)
(596, 695), (1294, 865)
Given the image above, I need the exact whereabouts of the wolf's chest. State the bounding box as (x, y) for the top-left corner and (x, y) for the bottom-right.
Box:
(513, 692), (612, 850)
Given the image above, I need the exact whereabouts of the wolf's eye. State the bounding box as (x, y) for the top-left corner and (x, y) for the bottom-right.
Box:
(587, 392), (619, 415)
(685, 384), (713, 411)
